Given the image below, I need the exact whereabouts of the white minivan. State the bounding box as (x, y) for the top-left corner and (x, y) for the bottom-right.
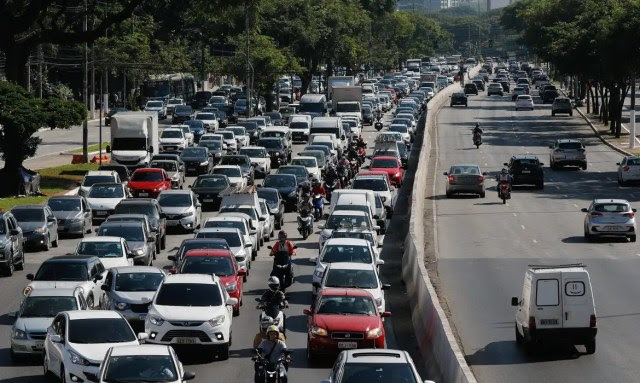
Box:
(511, 264), (597, 354)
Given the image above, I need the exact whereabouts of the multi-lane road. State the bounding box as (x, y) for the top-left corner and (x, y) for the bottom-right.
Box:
(433, 83), (640, 382)
(0, 109), (429, 383)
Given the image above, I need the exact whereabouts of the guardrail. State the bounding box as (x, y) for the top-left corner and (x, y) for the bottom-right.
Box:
(402, 67), (480, 383)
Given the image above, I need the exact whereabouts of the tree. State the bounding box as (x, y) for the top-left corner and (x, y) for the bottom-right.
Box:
(0, 82), (86, 196)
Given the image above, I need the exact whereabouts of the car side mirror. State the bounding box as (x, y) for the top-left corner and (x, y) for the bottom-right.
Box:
(147, 237), (155, 243)
(511, 297), (519, 306)
(50, 334), (63, 343)
(503, 163), (508, 166)
(259, 216), (266, 221)
(94, 274), (103, 282)
(101, 284), (110, 291)
(381, 284), (391, 290)
(617, 163), (621, 166)
(127, 251), (136, 258)
(8, 311), (17, 318)
(443, 172), (448, 176)
(226, 297), (238, 306)
(381, 311), (392, 317)
(148, 146), (154, 153)
(26, 273), (34, 281)
(633, 208), (638, 212)
(238, 269), (247, 276)
(105, 145), (111, 153)
(539, 163), (544, 166)
(138, 332), (149, 341)
(10, 229), (20, 236)
(312, 281), (321, 288)
(376, 259), (385, 265)
(303, 308), (312, 315)
(581, 208), (588, 212)
(183, 371), (196, 381)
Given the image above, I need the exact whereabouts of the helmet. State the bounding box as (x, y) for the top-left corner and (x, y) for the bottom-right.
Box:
(501, 168), (508, 174)
(278, 230), (287, 241)
(475, 123), (480, 128)
(268, 276), (280, 291)
(260, 316), (274, 331)
(313, 178), (320, 186)
(266, 325), (280, 336)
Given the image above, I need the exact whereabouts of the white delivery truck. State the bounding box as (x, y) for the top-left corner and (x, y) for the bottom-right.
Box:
(332, 86), (363, 123)
(107, 112), (159, 169)
(310, 117), (345, 154)
(327, 76), (355, 102)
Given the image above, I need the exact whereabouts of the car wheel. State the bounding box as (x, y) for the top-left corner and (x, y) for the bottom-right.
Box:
(479, 191), (486, 198)
(61, 366), (66, 383)
(52, 234), (58, 248)
(43, 235), (50, 251)
(5, 255), (14, 276)
(537, 181), (544, 190)
(585, 340), (596, 354)
(582, 163), (588, 170)
(446, 191), (452, 198)
(570, 112), (573, 116)
(161, 234), (167, 250)
(306, 339), (317, 362)
(43, 352), (50, 377)
(515, 323), (524, 344)
(630, 235), (637, 243)
(15, 249), (24, 271)
(584, 227), (593, 242)
(80, 223), (85, 238)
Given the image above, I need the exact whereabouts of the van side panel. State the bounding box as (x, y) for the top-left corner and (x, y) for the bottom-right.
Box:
(533, 274), (563, 329)
(562, 272), (594, 328)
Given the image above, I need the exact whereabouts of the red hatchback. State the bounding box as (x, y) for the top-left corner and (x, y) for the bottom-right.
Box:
(304, 288), (390, 359)
(177, 249), (245, 315)
(369, 156), (404, 187)
(128, 168), (171, 198)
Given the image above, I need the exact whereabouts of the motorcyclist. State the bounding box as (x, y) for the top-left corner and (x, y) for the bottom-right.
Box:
(472, 123), (483, 136)
(311, 179), (326, 199)
(259, 276), (288, 312)
(270, 230), (296, 258)
(253, 316), (286, 348)
(255, 325), (290, 383)
(375, 108), (382, 122)
(356, 135), (367, 149)
(496, 168), (513, 196)
(337, 156), (351, 180)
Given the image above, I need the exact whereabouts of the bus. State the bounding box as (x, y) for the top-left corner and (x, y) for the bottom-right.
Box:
(141, 73), (196, 104)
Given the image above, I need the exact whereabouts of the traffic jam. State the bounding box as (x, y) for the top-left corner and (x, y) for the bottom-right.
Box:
(5, 73), (438, 383)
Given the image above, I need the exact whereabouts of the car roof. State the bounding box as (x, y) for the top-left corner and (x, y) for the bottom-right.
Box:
(320, 287), (374, 297)
(331, 210), (367, 217)
(118, 199), (157, 205)
(164, 273), (219, 284)
(158, 189), (192, 195)
(593, 198), (629, 204)
(11, 205), (44, 210)
(44, 255), (97, 263)
(343, 349), (412, 364)
(206, 216), (244, 222)
(556, 139), (581, 143)
(335, 194), (368, 204)
(112, 266), (164, 274)
(213, 165), (241, 170)
(133, 167), (164, 172)
(511, 155), (539, 160)
(371, 156), (399, 161)
(28, 287), (79, 298)
(184, 249), (233, 257)
(451, 163), (480, 168)
(85, 170), (117, 176)
(327, 262), (375, 271)
(99, 221), (142, 228)
(79, 236), (124, 243)
(324, 238), (369, 246)
(197, 227), (241, 234)
(109, 344), (171, 357)
(66, 309), (123, 320)
(48, 195), (83, 200)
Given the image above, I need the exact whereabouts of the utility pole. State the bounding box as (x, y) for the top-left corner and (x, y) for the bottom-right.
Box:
(245, 0), (251, 118)
(103, 1), (109, 114)
(91, 43), (95, 119)
(38, 45), (43, 98)
(26, 56), (31, 93)
(82, 0), (89, 163)
(630, 77), (636, 149)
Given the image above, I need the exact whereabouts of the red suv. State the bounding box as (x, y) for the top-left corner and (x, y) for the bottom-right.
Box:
(369, 156), (404, 187)
(304, 288), (390, 359)
(127, 168), (171, 198)
(177, 249), (245, 315)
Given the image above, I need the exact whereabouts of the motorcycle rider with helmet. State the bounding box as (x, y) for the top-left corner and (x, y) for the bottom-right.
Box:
(472, 123), (483, 136)
(496, 168), (513, 196)
(253, 316), (286, 348)
(269, 231), (296, 289)
(311, 179), (326, 199)
(254, 325), (290, 383)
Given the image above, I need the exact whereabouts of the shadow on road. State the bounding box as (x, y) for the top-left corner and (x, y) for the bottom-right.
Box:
(465, 340), (583, 366)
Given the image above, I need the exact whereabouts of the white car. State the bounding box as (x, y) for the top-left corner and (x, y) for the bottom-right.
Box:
(159, 128), (188, 152)
(311, 238), (383, 295)
(157, 190), (202, 232)
(166, 98), (184, 115)
(212, 165), (246, 189)
(217, 130), (238, 153)
(43, 310), (140, 383)
(352, 174), (395, 214)
(258, 198), (275, 241)
(144, 274), (236, 359)
(388, 124), (412, 146)
(144, 101), (167, 120)
(318, 210), (379, 249)
(617, 156), (640, 185)
(239, 146), (271, 178)
(171, 124), (194, 146)
(73, 237), (133, 269)
(226, 126), (250, 148)
(194, 112), (219, 132)
(219, 204), (265, 247)
(200, 133), (227, 150)
(194, 227), (251, 273)
(11, 288), (88, 360)
(98, 344), (195, 383)
(319, 262), (389, 312)
(85, 183), (129, 223)
(515, 94), (534, 111)
(203, 215), (258, 259)
(77, 170), (121, 197)
(291, 156), (321, 181)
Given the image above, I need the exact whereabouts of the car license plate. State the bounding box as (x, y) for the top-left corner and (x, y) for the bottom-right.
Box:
(139, 314), (147, 320)
(338, 342), (358, 349)
(167, 220), (179, 226)
(139, 192), (149, 197)
(33, 341), (44, 350)
(96, 211), (106, 216)
(521, 170), (531, 173)
(603, 225), (623, 231)
(540, 319), (559, 325)
(174, 337), (197, 344)
(203, 199), (213, 203)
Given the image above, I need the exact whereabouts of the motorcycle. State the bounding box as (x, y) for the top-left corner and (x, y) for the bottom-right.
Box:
(256, 297), (287, 334)
(252, 348), (292, 383)
(268, 248), (294, 291)
(337, 165), (350, 187)
(324, 178), (340, 202)
(349, 160), (359, 177)
(312, 194), (324, 221)
(374, 121), (383, 131)
(357, 146), (366, 163)
(473, 132), (482, 149)
(297, 207), (314, 239)
(498, 182), (511, 204)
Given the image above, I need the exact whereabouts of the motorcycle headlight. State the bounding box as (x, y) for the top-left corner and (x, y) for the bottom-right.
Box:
(311, 326), (328, 336)
(149, 315), (164, 326)
(69, 349), (90, 366)
(225, 282), (237, 292)
(367, 327), (383, 338)
(115, 302), (129, 310)
(209, 314), (226, 327)
(35, 227), (45, 233)
(135, 249), (144, 256)
(12, 328), (27, 340)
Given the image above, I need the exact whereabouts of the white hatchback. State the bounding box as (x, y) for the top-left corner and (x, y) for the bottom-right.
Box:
(515, 95), (534, 111)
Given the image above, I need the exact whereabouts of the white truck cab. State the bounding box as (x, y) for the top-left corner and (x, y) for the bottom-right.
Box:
(512, 264), (597, 354)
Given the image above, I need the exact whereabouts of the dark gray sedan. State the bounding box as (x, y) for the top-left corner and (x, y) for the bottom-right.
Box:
(10, 205), (58, 250)
(443, 164), (486, 198)
(46, 195), (93, 237)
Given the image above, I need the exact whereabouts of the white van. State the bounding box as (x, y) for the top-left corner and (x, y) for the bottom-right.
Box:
(310, 116), (345, 152)
(289, 114), (312, 143)
(309, 134), (338, 159)
(329, 189), (378, 219)
(511, 264), (597, 353)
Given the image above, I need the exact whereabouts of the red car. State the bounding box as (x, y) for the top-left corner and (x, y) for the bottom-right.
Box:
(369, 156), (404, 187)
(177, 249), (245, 315)
(127, 168), (171, 198)
(304, 288), (390, 359)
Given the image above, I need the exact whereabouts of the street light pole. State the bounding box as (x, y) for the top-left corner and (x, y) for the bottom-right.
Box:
(630, 77), (636, 149)
(245, 0), (252, 118)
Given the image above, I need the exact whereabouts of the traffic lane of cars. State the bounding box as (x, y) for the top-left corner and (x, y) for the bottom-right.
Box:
(434, 83), (640, 383)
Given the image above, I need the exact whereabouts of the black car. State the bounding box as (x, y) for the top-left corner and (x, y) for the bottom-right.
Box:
(238, 121), (260, 145)
(105, 107), (127, 125)
(258, 137), (289, 168)
(190, 174), (237, 210)
(499, 81), (510, 92)
(113, 199), (167, 252)
(276, 165), (311, 188)
(198, 140), (225, 164)
(151, 153), (185, 173)
(257, 187), (285, 229)
(472, 80), (485, 91)
(361, 106), (374, 125)
(263, 174), (300, 212)
(172, 105), (193, 124)
(213, 111), (228, 130)
(464, 83), (478, 95)
(264, 112), (283, 126)
(450, 92), (468, 107)
(0, 211), (24, 276)
(180, 147), (213, 175)
(542, 89), (560, 104)
(219, 155), (255, 185)
(184, 120), (206, 143)
(99, 164), (131, 183)
(191, 91), (213, 109)
(505, 155), (544, 189)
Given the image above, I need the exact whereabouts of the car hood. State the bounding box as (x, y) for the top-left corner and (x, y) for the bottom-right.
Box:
(250, 157), (268, 164)
(52, 211), (83, 221)
(227, 176), (244, 186)
(182, 156), (207, 162)
(100, 257), (131, 269)
(16, 317), (54, 333)
(128, 180), (164, 189)
(18, 222), (46, 232)
(312, 314), (381, 332)
(160, 206), (192, 215)
(146, 107), (163, 111)
(86, 198), (122, 210)
(160, 138), (184, 144)
(111, 152), (148, 160)
(112, 291), (155, 304)
(127, 241), (146, 251)
(200, 119), (217, 124)
(370, 167), (398, 175)
(174, 112), (192, 116)
(151, 304), (224, 321)
(192, 186), (229, 195)
(273, 186), (297, 196)
(28, 281), (86, 291)
(71, 341), (139, 364)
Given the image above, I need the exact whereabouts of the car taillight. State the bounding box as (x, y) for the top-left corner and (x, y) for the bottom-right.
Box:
(501, 183), (507, 189)
(590, 314), (597, 328)
(448, 175), (455, 183)
(624, 166), (630, 171)
(477, 176), (484, 183)
(624, 212), (635, 218)
(590, 212), (603, 217)
(529, 316), (536, 331)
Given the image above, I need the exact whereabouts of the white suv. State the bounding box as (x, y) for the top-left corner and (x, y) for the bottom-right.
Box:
(144, 274), (237, 360)
(159, 128), (188, 152)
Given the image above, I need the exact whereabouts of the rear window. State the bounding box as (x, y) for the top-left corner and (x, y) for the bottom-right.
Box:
(536, 279), (559, 306)
(594, 203), (629, 212)
(511, 159), (539, 168)
(558, 142), (583, 150)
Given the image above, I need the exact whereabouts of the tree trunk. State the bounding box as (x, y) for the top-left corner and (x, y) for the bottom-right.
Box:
(264, 81), (274, 112)
(3, 44), (30, 88)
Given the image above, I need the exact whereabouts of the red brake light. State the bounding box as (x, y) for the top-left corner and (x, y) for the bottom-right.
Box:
(501, 183), (507, 189)
(590, 212), (603, 217)
(528, 316), (536, 331)
(623, 166), (630, 171)
(448, 175), (455, 183)
(590, 314), (597, 328)
(477, 176), (484, 183)
(624, 212), (635, 218)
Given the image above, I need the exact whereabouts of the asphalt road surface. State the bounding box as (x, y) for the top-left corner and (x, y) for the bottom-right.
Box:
(434, 82), (640, 382)
(0, 108), (429, 383)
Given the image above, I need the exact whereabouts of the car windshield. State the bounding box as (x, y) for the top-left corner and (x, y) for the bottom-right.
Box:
(212, 167), (242, 177)
(88, 185), (124, 198)
(331, 231), (374, 244)
(257, 189), (279, 205)
(161, 130), (183, 139)
(341, 363), (416, 382)
(279, 167), (306, 178)
(114, 204), (157, 218)
(221, 156), (249, 166)
(147, 101), (163, 108)
(181, 256), (234, 276)
(389, 125), (408, 133)
(371, 159), (397, 168)
(174, 106), (191, 113)
(200, 135), (222, 142)
(558, 142), (583, 150)
(320, 245), (372, 264)
(132, 171), (163, 182)
(47, 198), (82, 212)
(289, 122), (308, 130)
(264, 175), (296, 188)
(156, 283), (222, 306)
(240, 148), (267, 157)
(300, 152), (325, 166)
(35, 263), (87, 281)
(352, 178), (388, 191)
(168, 99), (182, 105)
(194, 176), (229, 188)
(258, 139), (284, 149)
(316, 296), (376, 315)
(219, 132), (234, 140)
(195, 231), (241, 247)
(228, 128), (245, 136)
(82, 175), (114, 187)
(76, 241), (123, 257)
(197, 113), (216, 120)
(184, 120), (204, 130)
(291, 158), (316, 167)
(158, 193), (192, 207)
(11, 209), (44, 222)
(68, 318), (136, 344)
(178, 241), (229, 258)
(220, 206), (257, 220)
(150, 162), (177, 172)
(21, 296), (77, 318)
(594, 203), (630, 212)
(115, 272), (164, 292)
(262, 131), (286, 139)
(98, 226), (144, 242)
(326, 215), (370, 230)
(511, 159), (539, 168)
(324, 269), (378, 289)
(204, 220), (245, 233)
(104, 355), (177, 382)
(200, 141), (223, 150)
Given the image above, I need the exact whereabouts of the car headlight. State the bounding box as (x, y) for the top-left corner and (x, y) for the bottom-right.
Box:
(225, 282), (237, 292)
(311, 326), (328, 336)
(367, 327), (383, 338)
(209, 314), (226, 327)
(35, 227), (45, 233)
(375, 298), (382, 307)
(115, 302), (129, 310)
(200, 161), (209, 166)
(12, 328), (27, 340)
(71, 218), (83, 223)
(181, 211), (194, 218)
(135, 249), (144, 256)
(69, 349), (90, 366)
(215, 152), (222, 157)
(149, 315), (164, 326)
(23, 286), (32, 296)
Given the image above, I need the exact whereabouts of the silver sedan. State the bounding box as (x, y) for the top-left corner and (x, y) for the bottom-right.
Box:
(444, 164), (486, 198)
(582, 199), (637, 242)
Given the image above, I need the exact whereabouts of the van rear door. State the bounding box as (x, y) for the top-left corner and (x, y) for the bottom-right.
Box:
(562, 272), (592, 328)
(534, 273), (563, 329)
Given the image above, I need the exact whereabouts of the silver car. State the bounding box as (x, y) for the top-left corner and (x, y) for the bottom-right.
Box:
(194, 227), (251, 276)
(157, 190), (202, 232)
(443, 164), (486, 198)
(149, 159), (184, 189)
(582, 199), (637, 242)
(617, 156), (640, 185)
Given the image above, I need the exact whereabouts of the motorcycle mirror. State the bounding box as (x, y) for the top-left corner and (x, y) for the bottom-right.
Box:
(443, 172), (448, 176)
(581, 208), (588, 212)
(503, 163), (508, 166)
(255, 297), (261, 302)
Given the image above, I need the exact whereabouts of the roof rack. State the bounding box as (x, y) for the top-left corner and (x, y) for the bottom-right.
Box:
(528, 263), (586, 269)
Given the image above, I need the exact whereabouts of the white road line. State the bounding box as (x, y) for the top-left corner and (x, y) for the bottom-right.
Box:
(532, 239), (538, 243)
(521, 225), (526, 230)
(573, 203), (579, 208)
(512, 213), (517, 217)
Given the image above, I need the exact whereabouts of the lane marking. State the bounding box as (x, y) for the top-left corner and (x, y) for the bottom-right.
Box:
(512, 213), (517, 217)
(521, 225), (526, 230)
(573, 203), (579, 208)
(532, 239), (538, 243)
